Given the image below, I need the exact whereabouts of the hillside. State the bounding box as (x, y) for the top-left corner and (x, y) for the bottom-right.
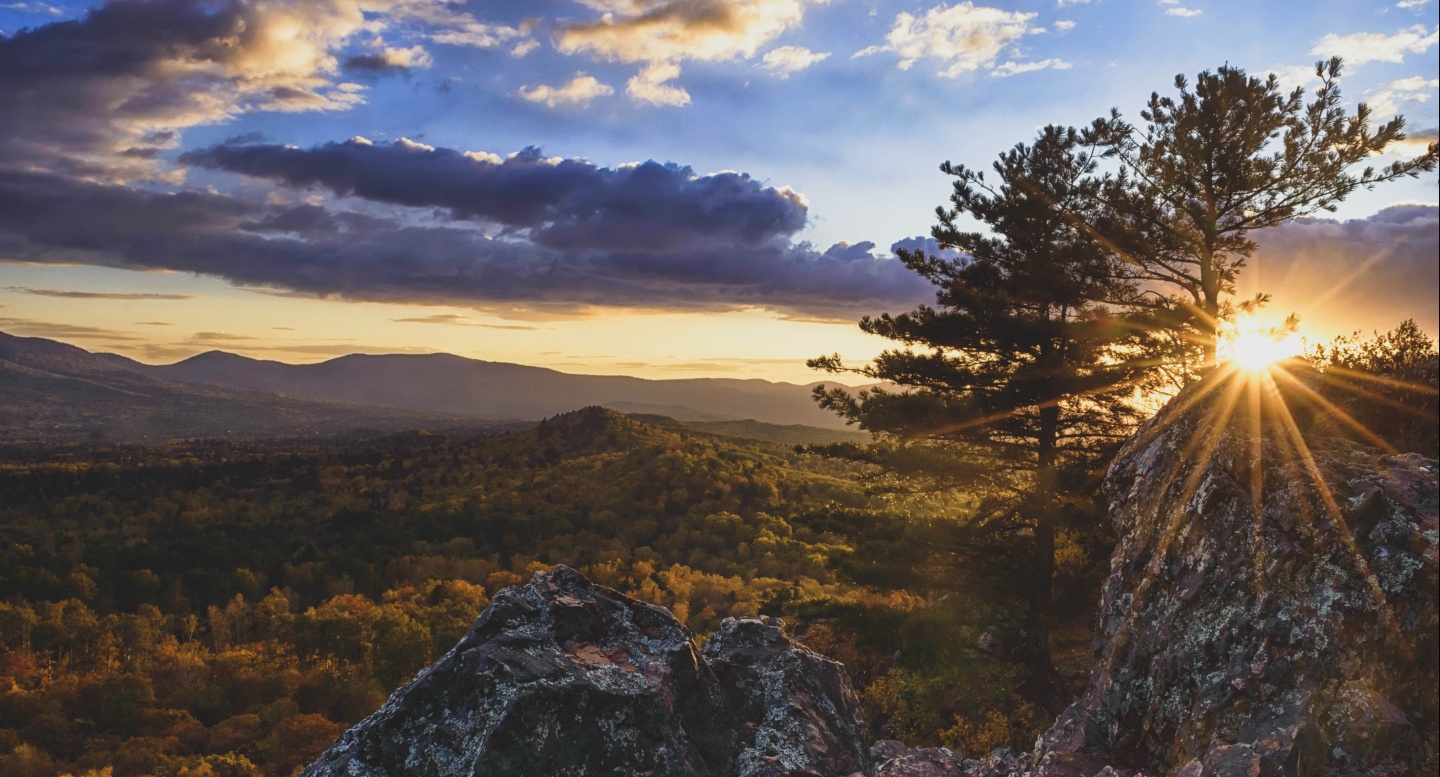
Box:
(0, 407), (1105, 775)
(0, 331), (481, 441)
(146, 349), (854, 428)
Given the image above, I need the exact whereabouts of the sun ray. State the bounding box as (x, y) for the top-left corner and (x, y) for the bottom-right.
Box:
(1258, 368), (1407, 655)
(1267, 364), (1400, 454)
(1097, 370), (1249, 673)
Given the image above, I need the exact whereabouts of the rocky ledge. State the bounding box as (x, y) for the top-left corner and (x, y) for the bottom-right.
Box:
(306, 365), (1437, 776)
(303, 564), (869, 777)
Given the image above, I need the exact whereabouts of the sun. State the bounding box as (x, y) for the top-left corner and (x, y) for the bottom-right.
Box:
(1224, 322), (1304, 371)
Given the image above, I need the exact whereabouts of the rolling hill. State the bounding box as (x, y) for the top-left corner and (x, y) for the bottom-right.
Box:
(1, 332), (864, 440)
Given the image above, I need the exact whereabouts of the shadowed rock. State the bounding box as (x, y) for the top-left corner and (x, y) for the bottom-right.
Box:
(305, 567), (875, 777)
(704, 616), (872, 777)
(871, 740), (968, 776)
(303, 565), (738, 776)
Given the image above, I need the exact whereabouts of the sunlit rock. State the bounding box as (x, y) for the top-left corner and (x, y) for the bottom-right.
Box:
(1035, 366), (1438, 775)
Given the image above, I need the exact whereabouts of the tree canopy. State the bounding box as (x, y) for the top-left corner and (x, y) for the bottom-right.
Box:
(1089, 58), (1438, 368)
(810, 125), (1150, 703)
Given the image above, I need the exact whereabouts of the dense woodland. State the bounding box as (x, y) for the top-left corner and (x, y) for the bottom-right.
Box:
(0, 408), (1119, 775)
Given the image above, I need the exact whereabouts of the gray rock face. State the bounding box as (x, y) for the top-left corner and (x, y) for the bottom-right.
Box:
(304, 567), (873, 777)
(704, 616), (872, 777)
(1034, 366), (1439, 775)
(870, 740), (968, 776)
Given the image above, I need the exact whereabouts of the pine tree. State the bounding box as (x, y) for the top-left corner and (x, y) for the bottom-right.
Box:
(1089, 58), (1438, 369)
(810, 126), (1150, 703)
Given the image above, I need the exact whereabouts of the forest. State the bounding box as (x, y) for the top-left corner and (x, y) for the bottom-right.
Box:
(0, 407), (1122, 775)
(1, 60), (1438, 777)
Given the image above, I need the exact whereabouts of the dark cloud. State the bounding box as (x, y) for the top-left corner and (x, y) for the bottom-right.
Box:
(1246, 204), (1439, 336)
(10, 287), (200, 300)
(180, 139), (809, 253)
(0, 0), (378, 173)
(0, 169), (932, 321)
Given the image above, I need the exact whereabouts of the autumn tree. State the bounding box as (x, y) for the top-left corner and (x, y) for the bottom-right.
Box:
(811, 126), (1150, 703)
(1089, 58), (1438, 369)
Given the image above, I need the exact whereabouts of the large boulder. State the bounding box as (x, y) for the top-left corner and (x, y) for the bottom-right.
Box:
(303, 565), (738, 776)
(1036, 364), (1439, 775)
(704, 616), (872, 777)
(304, 567), (875, 776)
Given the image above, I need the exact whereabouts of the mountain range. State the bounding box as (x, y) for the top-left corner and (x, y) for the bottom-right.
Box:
(0, 331), (860, 442)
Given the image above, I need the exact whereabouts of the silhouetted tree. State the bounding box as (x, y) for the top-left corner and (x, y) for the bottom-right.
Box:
(811, 126), (1150, 704)
(1090, 58), (1438, 370)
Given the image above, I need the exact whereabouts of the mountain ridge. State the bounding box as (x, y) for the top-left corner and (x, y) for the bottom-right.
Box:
(1, 331), (863, 439)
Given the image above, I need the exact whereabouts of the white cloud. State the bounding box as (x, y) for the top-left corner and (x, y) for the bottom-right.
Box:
(857, 2), (1038, 78)
(1396, 0), (1431, 9)
(556, 0), (810, 64)
(1266, 64), (1323, 92)
(1055, 20), (1076, 31)
(552, 0), (819, 107)
(1056, 0), (1090, 5)
(1366, 76), (1440, 118)
(516, 74), (616, 107)
(1158, 0), (1201, 16)
(626, 62), (692, 106)
(1310, 25), (1439, 65)
(762, 45), (831, 75)
(991, 58), (1071, 76)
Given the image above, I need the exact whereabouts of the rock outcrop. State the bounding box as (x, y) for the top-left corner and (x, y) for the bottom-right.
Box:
(1034, 365), (1439, 775)
(304, 566), (872, 777)
(307, 364), (1438, 777)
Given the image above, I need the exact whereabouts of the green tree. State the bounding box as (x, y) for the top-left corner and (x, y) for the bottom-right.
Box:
(811, 126), (1148, 703)
(1088, 59), (1438, 370)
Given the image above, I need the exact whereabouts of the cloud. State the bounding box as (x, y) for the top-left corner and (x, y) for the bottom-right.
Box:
(1310, 25), (1439, 66)
(1383, 127), (1439, 156)
(0, 168), (933, 321)
(761, 45), (830, 76)
(857, 3), (1040, 78)
(392, 314), (542, 330)
(9, 287), (201, 300)
(1247, 204), (1439, 338)
(1, 2), (63, 15)
(553, 0), (820, 104)
(555, 0), (809, 65)
(516, 74), (616, 107)
(345, 45), (434, 73)
(1158, 0), (1201, 17)
(1396, 0), (1431, 8)
(626, 62), (691, 105)
(0, 0), (540, 175)
(991, 58), (1071, 77)
(0, 0), (385, 174)
(0, 318), (141, 340)
(181, 139), (808, 252)
(1365, 76), (1440, 118)
(1054, 20), (1075, 31)
(1266, 64), (1323, 92)
(135, 321), (173, 326)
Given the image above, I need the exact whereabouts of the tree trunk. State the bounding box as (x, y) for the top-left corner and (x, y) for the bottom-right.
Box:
(1024, 404), (1060, 708)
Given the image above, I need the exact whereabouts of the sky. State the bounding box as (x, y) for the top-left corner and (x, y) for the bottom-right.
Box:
(0, 0), (1436, 383)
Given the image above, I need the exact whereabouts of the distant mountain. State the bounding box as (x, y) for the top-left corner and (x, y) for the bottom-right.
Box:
(143, 349), (855, 428)
(0, 332), (480, 442)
